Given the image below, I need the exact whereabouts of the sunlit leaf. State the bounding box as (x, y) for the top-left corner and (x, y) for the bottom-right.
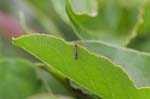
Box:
(13, 34), (150, 99)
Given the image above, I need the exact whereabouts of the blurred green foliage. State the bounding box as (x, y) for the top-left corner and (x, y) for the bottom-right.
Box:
(0, 0), (150, 99)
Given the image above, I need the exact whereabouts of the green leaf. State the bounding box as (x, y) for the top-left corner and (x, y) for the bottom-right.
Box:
(66, 0), (140, 45)
(0, 59), (40, 99)
(78, 40), (150, 88)
(13, 34), (150, 99)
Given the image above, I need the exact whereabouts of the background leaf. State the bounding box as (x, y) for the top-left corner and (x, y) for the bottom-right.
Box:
(66, 0), (141, 45)
(0, 59), (41, 99)
(128, 1), (150, 52)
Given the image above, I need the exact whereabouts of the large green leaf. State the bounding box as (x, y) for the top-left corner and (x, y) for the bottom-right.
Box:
(78, 40), (150, 88)
(66, 0), (142, 45)
(13, 34), (150, 99)
(0, 59), (40, 99)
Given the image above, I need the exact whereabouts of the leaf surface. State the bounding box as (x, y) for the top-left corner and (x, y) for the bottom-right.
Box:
(13, 34), (150, 99)
(78, 40), (150, 88)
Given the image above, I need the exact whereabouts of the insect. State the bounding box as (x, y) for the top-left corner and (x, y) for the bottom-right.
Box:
(74, 42), (78, 60)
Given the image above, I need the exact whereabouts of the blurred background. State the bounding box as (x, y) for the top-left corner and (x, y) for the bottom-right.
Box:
(0, 0), (78, 59)
(0, 0), (150, 59)
(0, 0), (150, 99)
